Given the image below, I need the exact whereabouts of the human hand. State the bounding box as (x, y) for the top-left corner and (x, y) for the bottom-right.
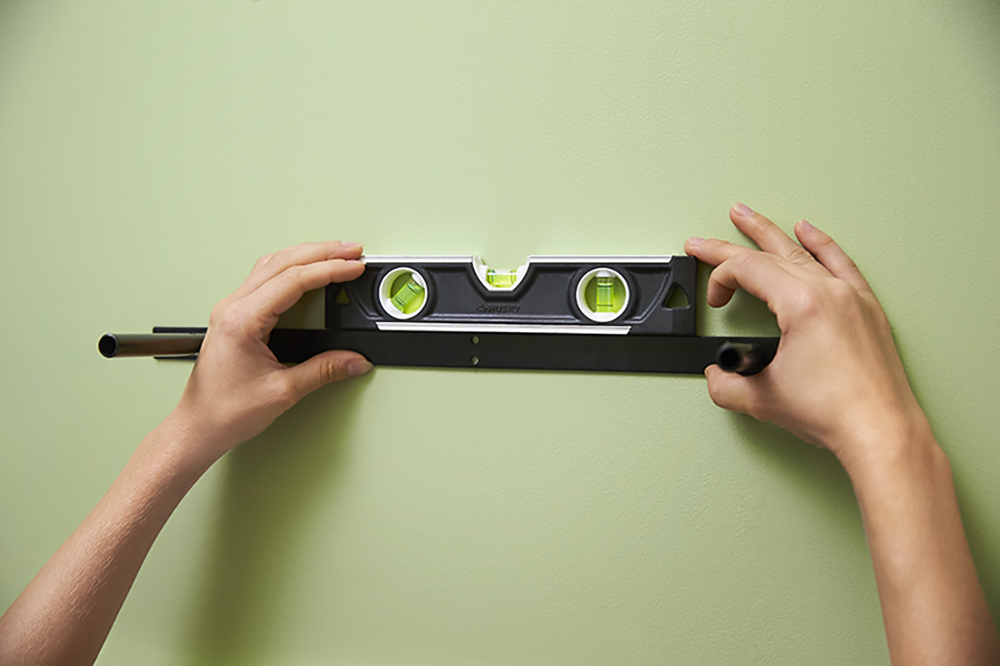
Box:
(685, 204), (930, 471)
(167, 241), (372, 468)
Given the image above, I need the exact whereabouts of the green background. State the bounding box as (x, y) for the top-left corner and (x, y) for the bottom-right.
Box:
(1, 1), (998, 663)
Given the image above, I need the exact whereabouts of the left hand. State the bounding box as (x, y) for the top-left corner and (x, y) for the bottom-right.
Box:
(169, 241), (372, 467)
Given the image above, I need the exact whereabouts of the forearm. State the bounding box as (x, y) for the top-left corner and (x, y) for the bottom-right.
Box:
(844, 421), (1000, 665)
(0, 414), (211, 666)
(0, 242), (367, 665)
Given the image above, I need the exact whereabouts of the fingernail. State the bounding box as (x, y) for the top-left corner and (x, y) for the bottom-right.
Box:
(734, 202), (754, 217)
(687, 237), (705, 246)
(343, 241), (362, 248)
(798, 220), (815, 232)
(347, 359), (374, 377)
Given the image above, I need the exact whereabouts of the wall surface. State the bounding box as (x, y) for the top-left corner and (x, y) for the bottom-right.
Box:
(1, 1), (999, 664)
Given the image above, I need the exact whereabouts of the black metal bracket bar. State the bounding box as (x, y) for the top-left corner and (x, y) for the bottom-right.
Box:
(129, 327), (778, 375)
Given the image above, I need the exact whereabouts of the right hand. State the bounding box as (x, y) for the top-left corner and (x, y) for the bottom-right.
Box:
(685, 204), (930, 471)
(168, 241), (372, 469)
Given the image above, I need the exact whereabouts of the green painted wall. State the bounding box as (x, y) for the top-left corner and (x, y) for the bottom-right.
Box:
(1, 1), (998, 663)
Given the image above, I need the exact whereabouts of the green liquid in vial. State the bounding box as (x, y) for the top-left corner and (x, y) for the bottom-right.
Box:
(486, 269), (517, 288)
(596, 276), (614, 312)
(391, 277), (424, 311)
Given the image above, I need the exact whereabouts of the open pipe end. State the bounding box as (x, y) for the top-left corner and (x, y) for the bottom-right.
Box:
(716, 342), (764, 376)
(98, 334), (119, 358)
(716, 346), (741, 372)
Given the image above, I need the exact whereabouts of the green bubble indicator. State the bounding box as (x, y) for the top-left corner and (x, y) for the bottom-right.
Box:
(390, 275), (425, 312)
(486, 269), (517, 289)
(595, 272), (615, 312)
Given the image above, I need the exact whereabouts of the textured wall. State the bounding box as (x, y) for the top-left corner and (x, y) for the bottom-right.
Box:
(1, 1), (998, 663)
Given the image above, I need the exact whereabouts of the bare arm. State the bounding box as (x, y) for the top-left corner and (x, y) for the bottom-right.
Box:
(850, 427), (994, 665)
(0, 241), (373, 666)
(686, 204), (999, 665)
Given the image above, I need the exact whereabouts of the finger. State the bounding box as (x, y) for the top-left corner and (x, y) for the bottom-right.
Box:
(688, 236), (818, 285)
(685, 236), (754, 267)
(704, 365), (757, 417)
(240, 258), (365, 335)
(730, 203), (823, 270)
(284, 350), (373, 402)
(235, 241), (363, 300)
(705, 249), (800, 309)
(794, 220), (874, 294)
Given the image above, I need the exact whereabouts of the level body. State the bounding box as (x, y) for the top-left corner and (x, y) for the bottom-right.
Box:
(331, 254), (697, 336)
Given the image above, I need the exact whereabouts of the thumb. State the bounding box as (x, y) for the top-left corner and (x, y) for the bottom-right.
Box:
(704, 364), (757, 417)
(285, 350), (374, 400)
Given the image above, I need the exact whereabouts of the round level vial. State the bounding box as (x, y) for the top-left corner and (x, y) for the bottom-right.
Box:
(378, 267), (428, 319)
(576, 267), (629, 322)
(391, 276), (424, 311)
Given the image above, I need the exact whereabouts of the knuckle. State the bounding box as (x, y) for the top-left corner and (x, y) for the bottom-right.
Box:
(750, 218), (780, 239)
(840, 254), (860, 274)
(270, 375), (299, 410)
(209, 302), (225, 326)
(318, 358), (344, 385)
(255, 253), (275, 269)
(278, 264), (304, 283)
(815, 233), (838, 252)
(214, 304), (250, 334)
(729, 248), (759, 273)
(869, 299), (890, 327)
(789, 284), (824, 318)
(208, 300), (233, 328)
(786, 245), (814, 265)
(827, 281), (863, 318)
(817, 234), (860, 270)
(828, 279), (856, 302)
(742, 214), (768, 232)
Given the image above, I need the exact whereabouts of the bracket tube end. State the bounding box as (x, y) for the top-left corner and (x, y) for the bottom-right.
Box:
(716, 342), (766, 376)
(98, 333), (204, 358)
(98, 334), (119, 358)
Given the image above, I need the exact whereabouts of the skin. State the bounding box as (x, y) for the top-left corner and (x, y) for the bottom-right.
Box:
(1, 210), (996, 664)
(685, 203), (999, 665)
(0, 240), (373, 665)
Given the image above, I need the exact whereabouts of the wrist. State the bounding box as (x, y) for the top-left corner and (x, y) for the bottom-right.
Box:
(834, 409), (943, 487)
(137, 410), (221, 482)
